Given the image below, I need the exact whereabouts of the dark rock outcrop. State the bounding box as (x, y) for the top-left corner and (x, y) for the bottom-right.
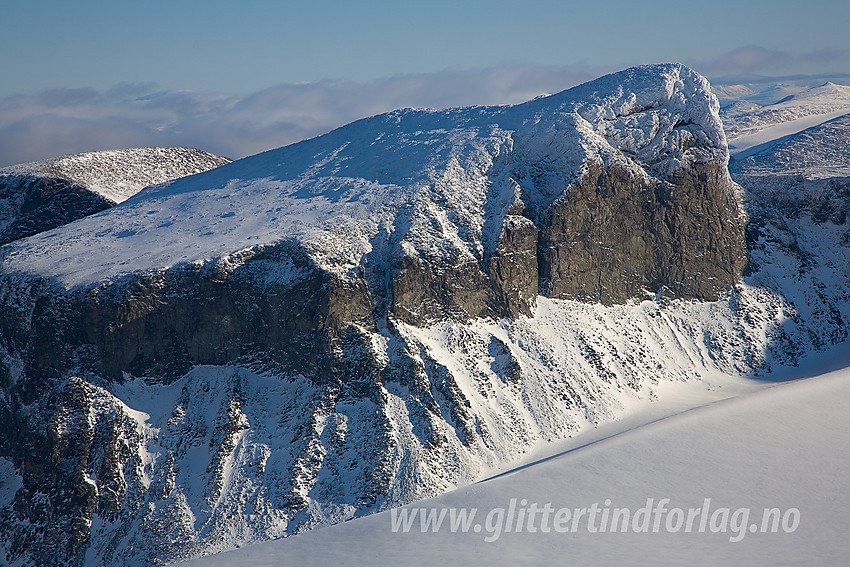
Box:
(0, 175), (113, 246)
(538, 159), (746, 304)
(390, 213), (539, 325)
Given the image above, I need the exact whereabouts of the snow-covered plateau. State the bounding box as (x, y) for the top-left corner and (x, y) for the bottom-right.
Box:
(0, 65), (848, 566)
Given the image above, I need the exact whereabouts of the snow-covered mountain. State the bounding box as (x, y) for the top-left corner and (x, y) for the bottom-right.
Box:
(0, 64), (848, 567)
(721, 82), (850, 158)
(0, 147), (231, 245)
(724, 83), (850, 323)
(712, 81), (812, 106)
(3, 64), (744, 304)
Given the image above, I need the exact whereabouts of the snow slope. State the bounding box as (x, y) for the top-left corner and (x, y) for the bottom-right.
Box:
(177, 355), (850, 567)
(0, 147), (232, 246)
(731, 113), (850, 179)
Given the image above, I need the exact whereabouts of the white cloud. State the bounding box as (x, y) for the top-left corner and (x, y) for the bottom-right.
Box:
(0, 63), (609, 166)
(3, 51), (846, 168)
(689, 45), (850, 79)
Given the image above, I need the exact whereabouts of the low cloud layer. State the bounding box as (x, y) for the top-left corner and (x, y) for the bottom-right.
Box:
(2, 49), (847, 168)
(0, 64), (607, 167)
(688, 45), (850, 81)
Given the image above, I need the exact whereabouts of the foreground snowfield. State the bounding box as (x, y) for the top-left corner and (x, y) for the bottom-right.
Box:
(178, 344), (850, 566)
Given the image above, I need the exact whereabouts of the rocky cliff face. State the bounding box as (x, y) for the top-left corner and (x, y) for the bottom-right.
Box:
(0, 148), (231, 245)
(0, 65), (806, 566)
(537, 158), (745, 303)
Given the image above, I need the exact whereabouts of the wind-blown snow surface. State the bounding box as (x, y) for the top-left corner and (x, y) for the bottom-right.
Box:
(1, 64), (724, 289)
(177, 360), (850, 567)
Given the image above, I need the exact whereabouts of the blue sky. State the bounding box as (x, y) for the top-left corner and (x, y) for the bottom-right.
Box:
(2, 0), (849, 165)
(4, 0), (849, 94)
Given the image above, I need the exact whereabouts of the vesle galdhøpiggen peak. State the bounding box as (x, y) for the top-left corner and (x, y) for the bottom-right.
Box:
(1, 64), (847, 565)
